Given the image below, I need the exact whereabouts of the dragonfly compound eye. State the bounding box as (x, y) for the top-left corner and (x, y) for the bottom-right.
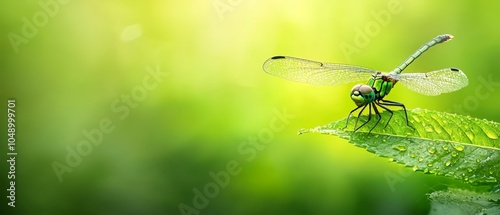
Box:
(350, 85), (374, 107)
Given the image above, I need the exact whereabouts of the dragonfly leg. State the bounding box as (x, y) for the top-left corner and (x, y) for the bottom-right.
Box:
(368, 103), (382, 133)
(374, 100), (394, 129)
(354, 103), (372, 132)
(380, 100), (415, 130)
(353, 105), (369, 130)
(343, 105), (365, 130)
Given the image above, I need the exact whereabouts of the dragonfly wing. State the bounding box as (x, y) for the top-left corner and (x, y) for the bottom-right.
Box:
(392, 68), (469, 96)
(263, 56), (377, 86)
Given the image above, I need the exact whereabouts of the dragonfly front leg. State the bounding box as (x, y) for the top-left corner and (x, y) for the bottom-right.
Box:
(343, 105), (365, 130)
(354, 103), (372, 132)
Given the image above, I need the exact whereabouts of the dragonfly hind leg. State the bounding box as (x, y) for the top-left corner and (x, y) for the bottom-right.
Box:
(378, 100), (415, 130)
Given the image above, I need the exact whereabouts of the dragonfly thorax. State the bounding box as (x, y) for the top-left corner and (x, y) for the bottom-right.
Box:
(367, 74), (396, 100)
(350, 84), (375, 107)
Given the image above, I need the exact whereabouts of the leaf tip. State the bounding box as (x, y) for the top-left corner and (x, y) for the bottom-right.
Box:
(297, 128), (310, 135)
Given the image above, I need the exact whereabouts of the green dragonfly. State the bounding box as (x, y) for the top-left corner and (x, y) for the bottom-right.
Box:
(263, 34), (469, 133)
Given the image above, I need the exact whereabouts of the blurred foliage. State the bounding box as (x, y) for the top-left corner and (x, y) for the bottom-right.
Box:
(1, 0), (500, 214)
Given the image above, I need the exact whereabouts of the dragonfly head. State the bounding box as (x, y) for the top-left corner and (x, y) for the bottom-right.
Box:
(350, 84), (375, 107)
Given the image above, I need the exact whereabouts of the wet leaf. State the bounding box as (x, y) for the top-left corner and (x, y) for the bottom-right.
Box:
(429, 188), (500, 215)
(299, 108), (500, 185)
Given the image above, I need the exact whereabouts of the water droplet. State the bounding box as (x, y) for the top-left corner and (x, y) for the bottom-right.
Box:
(451, 151), (458, 157)
(388, 158), (394, 162)
(442, 145), (449, 151)
(418, 157), (424, 162)
(434, 126), (443, 134)
(482, 126), (499, 140)
(445, 161), (451, 166)
(382, 139), (387, 143)
(423, 168), (430, 173)
(393, 145), (407, 152)
(476, 159), (481, 163)
(427, 163), (433, 167)
(410, 153), (416, 158)
(427, 147), (436, 154)
(424, 126), (434, 133)
(465, 131), (474, 141)
(490, 171), (494, 175)
(412, 166), (419, 171)
(452, 143), (464, 151)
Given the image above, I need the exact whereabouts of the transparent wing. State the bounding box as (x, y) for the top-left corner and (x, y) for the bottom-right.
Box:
(262, 56), (377, 86)
(389, 68), (469, 96)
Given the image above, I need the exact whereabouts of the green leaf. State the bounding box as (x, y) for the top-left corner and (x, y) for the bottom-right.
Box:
(298, 108), (500, 185)
(428, 188), (500, 215)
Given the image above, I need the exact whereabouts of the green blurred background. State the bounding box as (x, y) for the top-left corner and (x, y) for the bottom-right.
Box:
(1, 0), (499, 214)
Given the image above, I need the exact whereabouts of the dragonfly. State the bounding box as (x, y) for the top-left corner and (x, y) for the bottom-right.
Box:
(262, 34), (469, 133)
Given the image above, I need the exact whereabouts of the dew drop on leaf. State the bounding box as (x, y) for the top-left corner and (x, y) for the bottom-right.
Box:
(393, 145), (407, 152)
(434, 126), (443, 134)
(465, 131), (474, 141)
(451, 151), (458, 157)
(441, 145), (449, 151)
(418, 157), (424, 162)
(481, 126), (499, 140)
(452, 143), (465, 151)
(427, 147), (436, 154)
(445, 161), (451, 166)
(424, 126), (434, 133)
(412, 166), (419, 171)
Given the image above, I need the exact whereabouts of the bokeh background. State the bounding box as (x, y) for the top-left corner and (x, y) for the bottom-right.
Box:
(1, 0), (499, 214)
